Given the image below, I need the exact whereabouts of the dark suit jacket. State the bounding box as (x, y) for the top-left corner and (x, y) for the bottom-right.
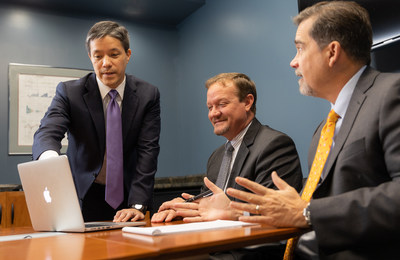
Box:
(305, 67), (400, 259)
(32, 73), (161, 208)
(204, 118), (303, 197)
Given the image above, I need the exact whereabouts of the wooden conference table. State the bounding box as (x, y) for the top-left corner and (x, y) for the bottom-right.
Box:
(0, 218), (307, 259)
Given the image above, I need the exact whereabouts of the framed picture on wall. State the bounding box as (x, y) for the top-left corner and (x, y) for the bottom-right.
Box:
(8, 63), (92, 155)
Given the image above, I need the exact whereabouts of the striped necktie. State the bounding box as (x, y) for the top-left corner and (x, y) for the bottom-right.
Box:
(215, 142), (234, 191)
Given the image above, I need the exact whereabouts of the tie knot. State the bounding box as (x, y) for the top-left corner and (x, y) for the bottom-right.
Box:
(108, 89), (118, 100)
(327, 109), (340, 123)
(225, 141), (234, 152)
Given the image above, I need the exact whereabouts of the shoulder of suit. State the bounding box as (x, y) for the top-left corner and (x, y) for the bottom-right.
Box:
(126, 74), (158, 90)
(248, 118), (288, 139)
(248, 122), (293, 146)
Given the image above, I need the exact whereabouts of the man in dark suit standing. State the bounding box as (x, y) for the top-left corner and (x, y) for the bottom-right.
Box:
(226, 1), (400, 259)
(151, 72), (303, 223)
(33, 21), (160, 222)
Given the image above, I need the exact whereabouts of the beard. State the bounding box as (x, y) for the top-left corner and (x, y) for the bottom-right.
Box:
(299, 82), (314, 96)
(214, 124), (230, 137)
(296, 70), (314, 97)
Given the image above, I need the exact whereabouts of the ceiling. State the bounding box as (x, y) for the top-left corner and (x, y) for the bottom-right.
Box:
(0, 0), (206, 27)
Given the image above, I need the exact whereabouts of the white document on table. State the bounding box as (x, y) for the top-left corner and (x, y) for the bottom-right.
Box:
(122, 220), (255, 236)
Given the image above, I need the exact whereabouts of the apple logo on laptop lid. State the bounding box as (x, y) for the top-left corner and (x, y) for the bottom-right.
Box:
(43, 187), (52, 203)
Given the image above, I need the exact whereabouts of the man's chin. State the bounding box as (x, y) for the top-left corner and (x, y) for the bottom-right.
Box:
(299, 84), (314, 97)
(101, 79), (119, 89)
(214, 127), (229, 137)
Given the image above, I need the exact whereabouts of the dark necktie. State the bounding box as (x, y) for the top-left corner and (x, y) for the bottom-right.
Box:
(105, 90), (124, 209)
(215, 142), (234, 191)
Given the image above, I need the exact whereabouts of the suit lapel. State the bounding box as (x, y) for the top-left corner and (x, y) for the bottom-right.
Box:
(121, 76), (139, 142)
(320, 67), (379, 183)
(229, 118), (261, 187)
(83, 74), (106, 154)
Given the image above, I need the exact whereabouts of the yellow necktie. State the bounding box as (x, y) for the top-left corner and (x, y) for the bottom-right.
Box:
(283, 109), (340, 260)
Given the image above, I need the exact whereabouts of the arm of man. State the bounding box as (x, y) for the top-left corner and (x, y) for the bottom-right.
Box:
(33, 81), (71, 159)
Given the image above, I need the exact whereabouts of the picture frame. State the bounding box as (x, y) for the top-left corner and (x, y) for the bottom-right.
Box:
(8, 63), (92, 155)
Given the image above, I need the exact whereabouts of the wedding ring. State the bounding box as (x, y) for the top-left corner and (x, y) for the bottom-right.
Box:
(255, 205), (260, 213)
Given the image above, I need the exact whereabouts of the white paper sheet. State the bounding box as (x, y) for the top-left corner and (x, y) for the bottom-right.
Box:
(122, 220), (255, 236)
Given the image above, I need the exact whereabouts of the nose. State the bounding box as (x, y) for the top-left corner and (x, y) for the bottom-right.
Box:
(209, 107), (221, 119)
(102, 55), (112, 67)
(290, 55), (298, 69)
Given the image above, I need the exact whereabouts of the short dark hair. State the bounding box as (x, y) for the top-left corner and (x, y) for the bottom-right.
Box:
(206, 72), (257, 114)
(86, 21), (130, 54)
(293, 1), (372, 65)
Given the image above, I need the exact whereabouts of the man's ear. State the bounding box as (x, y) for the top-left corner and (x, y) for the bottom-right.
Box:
(244, 94), (254, 112)
(126, 49), (132, 62)
(327, 41), (341, 67)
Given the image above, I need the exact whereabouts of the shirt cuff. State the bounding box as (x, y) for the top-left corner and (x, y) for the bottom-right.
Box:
(38, 150), (59, 160)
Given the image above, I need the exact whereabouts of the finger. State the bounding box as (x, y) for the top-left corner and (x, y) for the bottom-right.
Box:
(113, 211), (122, 221)
(174, 202), (198, 210)
(159, 201), (174, 212)
(151, 211), (168, 223)
(114, 215), (125, 222)
(131, 212), (144, 222)
(204, 177), (222, 194)
(113, 210), (127, 222)
(158, 197), (184, 212)
(229, 200), (262, 215)
(183, 216), (203, 223)
(234, 176), (270, 195)
(122, 213), (134, 222)
(181, 193), (193, 200)
(226, 188), (263, 205)
(130, 215), (139, 222)
(271, 171), (290, 191)
(176, 209), (200, 218)
(238, 215), (270, 224)
(165, 210), (177, 222)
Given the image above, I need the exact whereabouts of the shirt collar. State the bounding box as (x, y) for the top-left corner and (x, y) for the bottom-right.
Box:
(97, 76), (126, 100)
(331, 65), (366, 118)
(229, 120), (253, 150)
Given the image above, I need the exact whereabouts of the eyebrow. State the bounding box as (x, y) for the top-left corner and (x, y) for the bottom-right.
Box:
(92, 48), (122, 53)
(294, 40), (303, 45)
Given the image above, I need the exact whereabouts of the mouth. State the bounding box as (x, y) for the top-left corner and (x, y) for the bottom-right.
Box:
(102, 71), (115, 77)
(213, 119), (225, 126)
(295, 70), (303, 78)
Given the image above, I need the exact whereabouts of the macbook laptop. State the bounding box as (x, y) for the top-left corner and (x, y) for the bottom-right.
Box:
(17, 155), (146, 232)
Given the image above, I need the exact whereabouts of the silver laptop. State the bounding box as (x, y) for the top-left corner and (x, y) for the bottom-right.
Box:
(17, 155), (146, 232)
